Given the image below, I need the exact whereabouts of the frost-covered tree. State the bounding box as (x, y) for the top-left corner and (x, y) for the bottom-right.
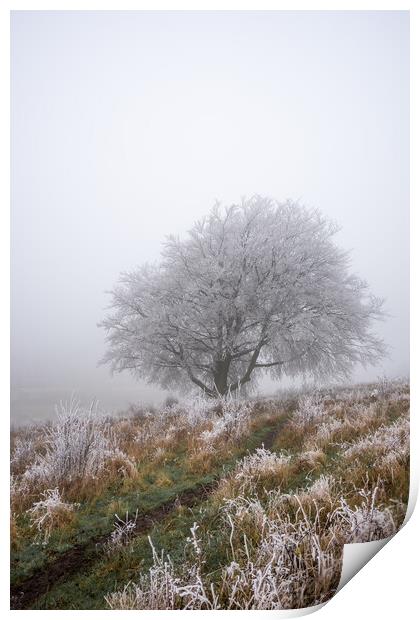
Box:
(100, 197), (385, 397)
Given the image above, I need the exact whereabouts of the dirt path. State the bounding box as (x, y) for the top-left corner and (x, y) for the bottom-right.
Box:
(10, 416), (289, 610)
(10, 479), (219, 609)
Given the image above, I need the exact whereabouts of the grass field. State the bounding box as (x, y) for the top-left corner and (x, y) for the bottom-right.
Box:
(10, 378), (409, 610)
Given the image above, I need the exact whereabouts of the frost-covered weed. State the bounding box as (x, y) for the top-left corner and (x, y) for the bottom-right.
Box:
(305, 403), (382, 449)
(337, 387), (369, 402)
(292, 393), (326, 427)
(222, 495), (268, 533)
(105, 510), (139, 553)
(199, 400), (253, 446)
(23, 398), (135, 489)
(133, 393), (254, 459)
(222, 513), (339, 608)
(294, 449), (326, 471)
(216, 447), (292, 498)
(375, 376), (408, 399)
(106, 527), (220, 610)
(301, 474), (335, 504)
(333, 377), (409, 403)
(179, 393), (216, 425)
(11, 436), (36, 475)
(27, 488), (78, 545)
(107, 490), (341, 610)
(312, 419), (344, 445)
(106, 539), (181, 609)
(234, 447), (291, 481)
(340, 414), (409, 464)
(348, 402), (382, 424)
(134, 410), (178, 446)
(10, 474), (22, 511)
(333, 487), (396, 542)
(387, 391), (410, 402)
(265, 474), (336, 523)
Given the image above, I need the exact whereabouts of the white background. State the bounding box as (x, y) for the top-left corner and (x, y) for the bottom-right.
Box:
(1, 1), (418, 619)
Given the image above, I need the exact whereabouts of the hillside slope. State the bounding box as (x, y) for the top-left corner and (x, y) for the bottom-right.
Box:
(10, 379), (409, 610)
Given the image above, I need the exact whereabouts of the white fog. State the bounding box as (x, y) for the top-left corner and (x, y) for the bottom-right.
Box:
(11, 11), (409, 425)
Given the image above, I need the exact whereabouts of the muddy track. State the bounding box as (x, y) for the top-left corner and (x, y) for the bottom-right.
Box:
(10, 417), (289, 610)
(10, 479), (219, 610)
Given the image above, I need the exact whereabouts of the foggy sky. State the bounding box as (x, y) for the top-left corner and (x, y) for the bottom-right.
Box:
(11, 11), (409, 424)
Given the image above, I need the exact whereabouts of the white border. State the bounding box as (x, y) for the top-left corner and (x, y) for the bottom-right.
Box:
(2, 3), (416, 618)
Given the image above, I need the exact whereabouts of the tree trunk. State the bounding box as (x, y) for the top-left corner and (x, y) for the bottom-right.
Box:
(213, 357), (231, 396)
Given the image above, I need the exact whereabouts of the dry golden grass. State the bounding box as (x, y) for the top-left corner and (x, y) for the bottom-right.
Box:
(10, 512), (22, 551)
(213, 447), (294, 501)
(26, 489), (78, 545)
(292, 448), (327, 474)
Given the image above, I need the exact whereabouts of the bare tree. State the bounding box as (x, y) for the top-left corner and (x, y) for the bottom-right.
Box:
(100, 197), (385, 397)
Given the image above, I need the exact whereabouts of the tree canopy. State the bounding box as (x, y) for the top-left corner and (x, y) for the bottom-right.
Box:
(100, 197), (385, 397)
